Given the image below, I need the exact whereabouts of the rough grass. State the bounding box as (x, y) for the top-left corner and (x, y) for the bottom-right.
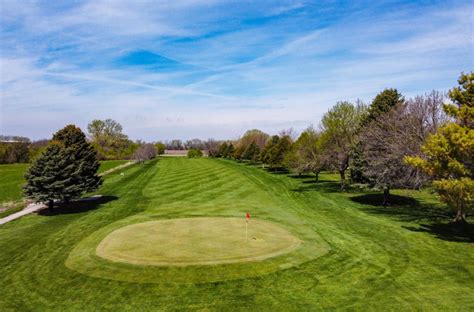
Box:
(95, 217), (301, 266)
(97, 160), (128, 174)
(0, 158), (473, 310)
(0, 163), (29, 203)
(0, 160), (128, 204)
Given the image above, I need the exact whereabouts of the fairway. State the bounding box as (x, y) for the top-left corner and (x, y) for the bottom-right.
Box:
(96, 217), (301, 266)
(1, 157), (473, 310)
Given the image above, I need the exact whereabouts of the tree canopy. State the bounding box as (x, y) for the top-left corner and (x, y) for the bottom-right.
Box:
(24, 125), (102, 210)
(406, 72), (474, 223)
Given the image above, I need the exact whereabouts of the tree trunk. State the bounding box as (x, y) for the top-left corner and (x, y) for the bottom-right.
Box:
(453, 209), (467, 224)
(382, 187), (390, 206)
(48, 199), (54, 212)
(339, 170), (346, 190)
(65, 197), (70, 205)
(314, 171), (319, 182)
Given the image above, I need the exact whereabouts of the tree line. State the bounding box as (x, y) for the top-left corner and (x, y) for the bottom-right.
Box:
(209, 72), (473, 223)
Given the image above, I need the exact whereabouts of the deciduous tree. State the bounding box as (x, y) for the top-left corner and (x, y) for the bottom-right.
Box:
(406, 73), (474, 223)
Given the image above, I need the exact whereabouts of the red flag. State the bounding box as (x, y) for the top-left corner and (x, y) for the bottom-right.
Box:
(246, 212), (251, 220)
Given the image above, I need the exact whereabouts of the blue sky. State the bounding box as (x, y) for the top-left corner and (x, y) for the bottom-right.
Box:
(1, 0), (473, 141)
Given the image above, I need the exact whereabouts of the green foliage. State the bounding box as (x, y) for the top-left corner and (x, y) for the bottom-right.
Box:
(154, 142), (166, 155)
(285, 127), (324, 178)
(321, 101), (367, 188)
(187, 149), (203, 158)
(261, 135), (292, 169)
(218, 142), (235, 158)
(365, 88), (404, 123)
(405, 72), (474, 223)
(87, 119), (136, 160)
(0, 142), (30, 164)
(24, 125), (102, 207)
(242, 142), (261, 162)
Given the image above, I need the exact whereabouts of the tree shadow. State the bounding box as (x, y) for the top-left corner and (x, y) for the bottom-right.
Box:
(292, 179), (343, 193)
(266, 167), (290, 174)
(38, 195), (118, 216)
(404, 223), (474, 243)
(350, 193), (450, 222)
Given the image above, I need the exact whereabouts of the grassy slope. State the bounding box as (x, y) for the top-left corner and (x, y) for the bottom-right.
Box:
(0, 161), (128, 204)
(97, 160), (128, 174)
(0, 163), (29, 203)
(0, 158), (472, 311)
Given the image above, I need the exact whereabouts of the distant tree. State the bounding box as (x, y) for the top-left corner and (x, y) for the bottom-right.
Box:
(218, 142), (229, 157)
(321, 101), (366, 189)
(206, 139), (221, 157)
(364, 88), (404, 123)
(87, 119), (134, 159)
(233, 144), (246, 160)
(361, 92), (445, 205)
(133, 143), (157, 163)
(406, 72), (474, 223)
(167, 139), (184, 150)
(24, 125), (101, 210)
(350, 90), (404, 182)
(29, 139), (49, 161)
(261, 135), (291, 170)
(154, 142), (166, 155)
(238, 129), (270, 150)
(242, 142), (261, 163)
(226, 143), (235, 158)
(285, 127), (325, 180)
(0, 135), (30, 164)
(187, 149), (203, 158)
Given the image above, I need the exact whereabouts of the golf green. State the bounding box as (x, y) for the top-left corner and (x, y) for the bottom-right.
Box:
(96, 217), (301, 266)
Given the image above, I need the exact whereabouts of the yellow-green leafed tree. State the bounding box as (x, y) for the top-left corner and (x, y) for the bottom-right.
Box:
(405, 72), (474, 223)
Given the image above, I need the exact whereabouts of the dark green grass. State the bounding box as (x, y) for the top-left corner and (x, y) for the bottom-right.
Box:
(0, 158), (472, 310)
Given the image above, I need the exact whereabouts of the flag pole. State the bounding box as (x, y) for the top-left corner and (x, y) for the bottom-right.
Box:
(246, 219), (248, 244)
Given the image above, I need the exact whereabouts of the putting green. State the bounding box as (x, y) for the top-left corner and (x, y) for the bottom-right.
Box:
(96, 217), (301, 266)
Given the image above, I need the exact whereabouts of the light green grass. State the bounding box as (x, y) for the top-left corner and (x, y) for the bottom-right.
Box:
(0, 158), (472, 310)
(0, 163), (29, 203)
(97, 160), (128, 174)
(0, 160), (128, 205)
(95, 217), (302, 266)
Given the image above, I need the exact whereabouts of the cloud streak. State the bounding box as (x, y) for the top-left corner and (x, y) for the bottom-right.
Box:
(1, 0), (473, 140)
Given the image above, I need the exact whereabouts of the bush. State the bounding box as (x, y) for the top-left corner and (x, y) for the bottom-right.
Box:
(187, 149), (203, 158)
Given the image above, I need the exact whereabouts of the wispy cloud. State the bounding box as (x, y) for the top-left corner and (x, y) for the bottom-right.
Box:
(1, 0), (472, 140)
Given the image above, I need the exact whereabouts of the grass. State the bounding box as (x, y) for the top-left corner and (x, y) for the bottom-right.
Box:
(97, 160), (129, 174)
(0, 158), (473, 310)
(0, 160), (129, 205)
(0, 163), (29, 203)
(95, 217), (301, 266)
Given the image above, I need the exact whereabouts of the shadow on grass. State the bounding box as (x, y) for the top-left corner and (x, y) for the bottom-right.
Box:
(292, 179), (343, 193)
(351, 193), (474, 243)
(351, 193), (450, 222)
(39, 195), (118, 216)
(404, 223), (474, 243)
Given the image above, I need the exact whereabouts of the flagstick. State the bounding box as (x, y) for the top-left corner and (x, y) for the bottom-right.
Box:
(246, 220), (248, 244)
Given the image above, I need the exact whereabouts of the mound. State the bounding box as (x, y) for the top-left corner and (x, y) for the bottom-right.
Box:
(96, 217), (301, 266)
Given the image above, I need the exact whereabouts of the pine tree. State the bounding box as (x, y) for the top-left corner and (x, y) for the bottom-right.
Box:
(405, 72), (474, 223)
(24, 125), (102, 210)
(242, 142), (260, 163)
(24, 142), (75, 210)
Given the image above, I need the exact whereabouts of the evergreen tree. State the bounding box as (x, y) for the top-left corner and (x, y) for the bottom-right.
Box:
(351, 89), (404, 183)
(406, 72), (474, 223)
(24, 125), (102, 210)
(24, 142), (75, 210)
(242, 142), (261, 163)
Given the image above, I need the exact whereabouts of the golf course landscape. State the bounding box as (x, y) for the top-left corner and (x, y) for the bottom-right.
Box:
(0, 157), (472, 310)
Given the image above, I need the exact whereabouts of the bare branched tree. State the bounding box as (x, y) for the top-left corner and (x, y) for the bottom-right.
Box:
(361, 91), (446, 205)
